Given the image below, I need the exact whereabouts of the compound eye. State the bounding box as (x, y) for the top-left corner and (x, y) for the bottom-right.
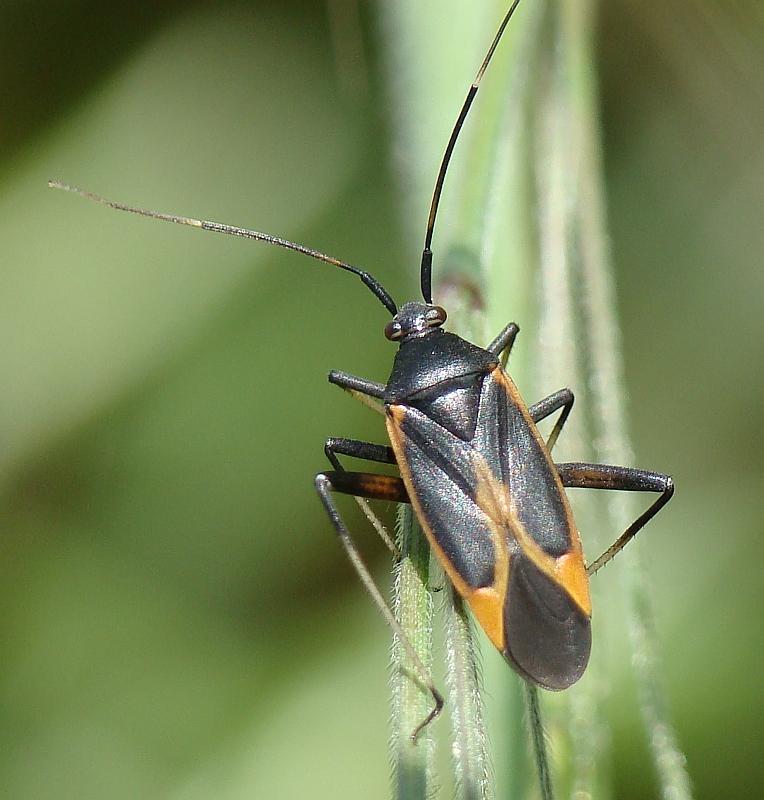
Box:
(426, 305), (447, 327)
(385, 319), (403, 341)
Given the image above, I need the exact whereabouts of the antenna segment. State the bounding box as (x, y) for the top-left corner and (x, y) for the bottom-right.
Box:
(419, 0), (523, 303)
(48, 180), (398, 316)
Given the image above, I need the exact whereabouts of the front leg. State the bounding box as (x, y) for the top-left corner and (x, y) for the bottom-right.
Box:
(556, 462), (674, 576)
(329, 370), (385, 398)
(529, 388), (575, 452)
(486, 321), (520, 365)
(328, 370), (386, 414)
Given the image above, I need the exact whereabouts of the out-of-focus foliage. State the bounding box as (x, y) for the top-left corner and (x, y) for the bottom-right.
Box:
(0, 1), (762, 798)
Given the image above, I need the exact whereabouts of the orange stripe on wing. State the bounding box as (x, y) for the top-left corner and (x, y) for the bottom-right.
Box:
(472, 453), (591, 617)
(386, 404), (509, 651)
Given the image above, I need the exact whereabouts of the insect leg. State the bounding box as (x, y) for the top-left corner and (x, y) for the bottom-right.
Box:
(528, 388), (574, 451)
(486, 321), (520, 364)
(315, 472), (442, 739)
(324, 437), (396, 469)
(328, 370), (386, 414)
(324, 438), (399, 555)
(328, 370), (385, 398)
(555, 463), (674, 576)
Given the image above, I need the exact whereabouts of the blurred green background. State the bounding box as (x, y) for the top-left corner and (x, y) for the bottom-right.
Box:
(1, 1), (762, 798)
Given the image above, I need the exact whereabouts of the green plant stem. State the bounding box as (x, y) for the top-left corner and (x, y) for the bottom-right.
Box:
(381, 4), (526, 799)
(391, 506), (435, 799)
(442, 585), (494, 800)
(439, 4), (548, 798)
(437, 288), (496, 800)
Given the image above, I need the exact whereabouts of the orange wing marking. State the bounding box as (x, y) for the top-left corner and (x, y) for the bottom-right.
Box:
(473, 455), (591, 617)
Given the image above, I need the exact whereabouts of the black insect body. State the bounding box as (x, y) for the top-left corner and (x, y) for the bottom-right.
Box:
(386, 304), (591, 690)
(51, 0), (674, 735)
(317, 299), (670, 708)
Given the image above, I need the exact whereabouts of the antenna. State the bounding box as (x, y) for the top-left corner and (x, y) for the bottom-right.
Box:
(419, 0), (523, 303)
(48, 180), (398, 316)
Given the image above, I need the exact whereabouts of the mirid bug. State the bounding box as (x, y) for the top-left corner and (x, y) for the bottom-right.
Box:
(51, 0), (673, 737)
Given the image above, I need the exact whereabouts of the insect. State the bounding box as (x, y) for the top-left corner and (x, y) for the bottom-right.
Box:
(51, 0), (673, 737)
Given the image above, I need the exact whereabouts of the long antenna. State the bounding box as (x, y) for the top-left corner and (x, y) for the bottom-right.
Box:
(48, 181), (398, 316)
(420, 0), (523, 303)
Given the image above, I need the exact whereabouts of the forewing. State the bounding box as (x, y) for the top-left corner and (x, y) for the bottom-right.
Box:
(387, 366), (591, 690)
(387, 400), (497, 589)
(472, 368), (572, 557)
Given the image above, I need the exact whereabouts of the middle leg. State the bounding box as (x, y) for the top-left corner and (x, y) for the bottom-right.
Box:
(556, 462), (674, 576)
(315, 470), (439, 739)
(324, 436), (401, 555)
(325, 437), (396, 470)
